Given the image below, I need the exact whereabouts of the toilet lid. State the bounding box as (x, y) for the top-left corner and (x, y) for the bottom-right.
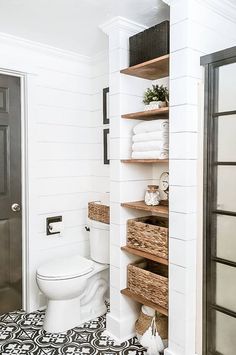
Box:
(37, 255), (94, 280)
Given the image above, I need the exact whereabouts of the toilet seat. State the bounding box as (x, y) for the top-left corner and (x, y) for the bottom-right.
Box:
(37, 255), (94, 281)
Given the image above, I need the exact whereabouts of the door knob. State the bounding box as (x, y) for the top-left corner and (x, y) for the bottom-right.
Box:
(11, 203), (21, 212)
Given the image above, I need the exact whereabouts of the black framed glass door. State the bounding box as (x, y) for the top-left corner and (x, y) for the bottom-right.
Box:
(201, 47), (236, 355)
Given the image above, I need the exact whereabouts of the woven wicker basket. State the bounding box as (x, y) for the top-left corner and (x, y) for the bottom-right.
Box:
(135, 311), (168, 339)
(127, 216), (168, 259)
(128, 260), (168, 309)
(88, 202), (110, 224)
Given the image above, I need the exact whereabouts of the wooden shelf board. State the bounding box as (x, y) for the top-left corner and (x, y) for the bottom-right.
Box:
(122, 107), (169, 120)
(121, 246), (168, 265)
(121, 200), (168, 218)
(120, 55), (169, 80)
(121, 159), (168, 164)
(121, 288), (168, 316)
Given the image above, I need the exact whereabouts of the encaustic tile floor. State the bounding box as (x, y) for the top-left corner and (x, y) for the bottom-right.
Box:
(0, 303), (147, 355)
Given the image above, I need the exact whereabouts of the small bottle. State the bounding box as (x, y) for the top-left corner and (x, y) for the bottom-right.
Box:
(144, 185), (161, 206)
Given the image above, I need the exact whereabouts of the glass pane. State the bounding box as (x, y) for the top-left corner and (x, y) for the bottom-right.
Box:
(217, 166), (236, 212)
(0, 127), (6, 194)
(217, 215), (236, 262)
(218, 115), (236, 161)
(216, 263), (236, 312)
(215, 311), (236, 355)
(218, 62), (236, 112)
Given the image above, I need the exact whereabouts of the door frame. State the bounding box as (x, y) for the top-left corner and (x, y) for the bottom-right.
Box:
(0, 68), (29, 311)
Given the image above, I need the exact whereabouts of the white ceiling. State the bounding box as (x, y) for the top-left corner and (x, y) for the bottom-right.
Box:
(0, 0), (169, 56)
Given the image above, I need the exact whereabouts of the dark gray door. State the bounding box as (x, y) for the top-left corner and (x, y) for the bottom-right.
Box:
(0, 74), (22, 314)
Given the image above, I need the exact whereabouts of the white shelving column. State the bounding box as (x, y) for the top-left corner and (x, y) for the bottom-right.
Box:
(101, 17), (155, 341)
(164, 1), (236, 355)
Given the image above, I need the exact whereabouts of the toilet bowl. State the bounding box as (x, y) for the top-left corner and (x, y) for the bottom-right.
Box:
(36, 219), (109, 333)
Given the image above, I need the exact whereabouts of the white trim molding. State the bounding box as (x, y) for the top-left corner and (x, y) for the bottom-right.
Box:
(100, 16), (147, 36)
(90, 49), (109, 64)
(198, 0), (236, 23)
(0, 32), (91, 63)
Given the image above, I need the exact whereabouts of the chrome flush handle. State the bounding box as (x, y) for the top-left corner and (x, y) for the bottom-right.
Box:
(11, 203), (21, 212)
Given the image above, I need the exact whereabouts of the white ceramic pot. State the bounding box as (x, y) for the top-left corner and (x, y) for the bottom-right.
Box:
(144, 101), (167, 111)
(144, 101), (159, 111)
(149, 101), (159, 109)
(157, 101), (167, 108)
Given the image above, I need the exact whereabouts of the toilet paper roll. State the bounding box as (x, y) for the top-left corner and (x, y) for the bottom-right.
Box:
(48, 221), (64, 234)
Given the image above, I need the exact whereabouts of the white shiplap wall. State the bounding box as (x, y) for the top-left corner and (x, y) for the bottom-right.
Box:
(0, 33), (99, 311)
(90, 52), (110, 203)
(166, 1), (236, 355)
(33, 66), (93, 309)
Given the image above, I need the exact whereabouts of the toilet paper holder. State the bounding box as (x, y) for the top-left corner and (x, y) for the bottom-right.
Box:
(46, 216), (62, 235)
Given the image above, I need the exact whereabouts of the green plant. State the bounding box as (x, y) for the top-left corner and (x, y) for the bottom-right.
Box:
(143, 85), (169, 105)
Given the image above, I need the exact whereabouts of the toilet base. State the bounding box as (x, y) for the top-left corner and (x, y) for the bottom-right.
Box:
(42, 267), (109, 333)
(43, 298), (107, 333)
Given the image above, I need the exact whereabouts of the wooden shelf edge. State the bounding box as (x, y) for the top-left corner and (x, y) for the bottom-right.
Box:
(121, 288), (168, 316)
(121, 159), (169, 164)
(121, 54), (169, 70)
(122, 107), (169, 120)
(121, 246), (168, 265)
(121, 201), (168, 218)
(120, 54), (170, 81)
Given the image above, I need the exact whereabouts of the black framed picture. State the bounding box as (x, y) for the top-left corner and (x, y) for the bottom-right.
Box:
(103, 87), (109, 124)
(103, 128), (110, 165)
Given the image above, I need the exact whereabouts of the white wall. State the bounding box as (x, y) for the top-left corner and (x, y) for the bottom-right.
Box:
(0, 33), (102, 311)
(166, 1), (236, 355)
(90, 52), (110, 204)
(31, 61), (94, 310)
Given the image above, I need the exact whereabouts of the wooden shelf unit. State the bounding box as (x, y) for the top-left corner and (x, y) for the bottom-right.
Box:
(121, 159), (168, 164)
(122, 107), (169, 120)
(119, 53), (170, 318)
(121, 245), (168, 265)
(120, 54), (169, 80)
(121, 200), (168, 218)
(121, 288), (168, 316)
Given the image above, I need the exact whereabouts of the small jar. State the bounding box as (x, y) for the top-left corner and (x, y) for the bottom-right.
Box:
(144, 185), (161, 206)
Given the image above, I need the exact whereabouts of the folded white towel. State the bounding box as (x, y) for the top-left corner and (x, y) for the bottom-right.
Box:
(132, 140), (169, 152)
(132, 150), (169, 160)
(133, 131), (168, 142)
(133, 120), (169, 134)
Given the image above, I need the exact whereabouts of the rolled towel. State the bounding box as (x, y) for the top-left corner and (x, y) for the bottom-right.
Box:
(133, 131), (168, 142)
(132, 140), (169, 152)
(132, 150), (169, 160)
(133, 120), (169, 134)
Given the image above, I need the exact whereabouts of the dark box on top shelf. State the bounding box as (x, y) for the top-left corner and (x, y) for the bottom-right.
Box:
(129, 21), (170, 66)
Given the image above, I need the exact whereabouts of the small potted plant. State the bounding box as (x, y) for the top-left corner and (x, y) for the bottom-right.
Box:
(143, 85), (169, 110)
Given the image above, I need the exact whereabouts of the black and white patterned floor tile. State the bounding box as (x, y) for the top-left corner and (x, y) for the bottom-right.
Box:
(0, 303), (147, 355)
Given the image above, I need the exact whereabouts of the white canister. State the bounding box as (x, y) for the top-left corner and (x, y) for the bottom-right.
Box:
(144, 185), (161, 206)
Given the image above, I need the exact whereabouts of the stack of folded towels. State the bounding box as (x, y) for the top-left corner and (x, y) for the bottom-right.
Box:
(132, 119), (169, 160)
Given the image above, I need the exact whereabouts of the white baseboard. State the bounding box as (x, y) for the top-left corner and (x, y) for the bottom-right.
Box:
(103, 329), (135, 344)
(106, 312), (137, 343)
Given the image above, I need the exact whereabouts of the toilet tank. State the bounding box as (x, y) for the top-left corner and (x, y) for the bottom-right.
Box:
(88, 219), (110, 264)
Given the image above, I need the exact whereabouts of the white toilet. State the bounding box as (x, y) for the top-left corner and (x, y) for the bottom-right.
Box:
(36, 219), (109, 333)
